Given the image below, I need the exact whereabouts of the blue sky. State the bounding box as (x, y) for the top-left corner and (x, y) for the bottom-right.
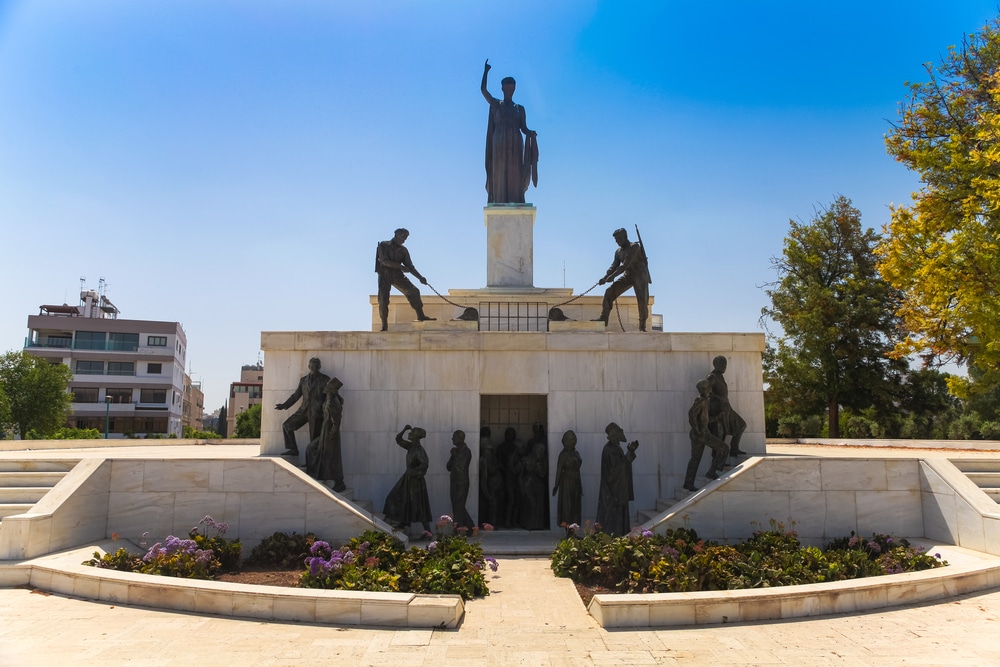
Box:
(0, 1), (995, 412)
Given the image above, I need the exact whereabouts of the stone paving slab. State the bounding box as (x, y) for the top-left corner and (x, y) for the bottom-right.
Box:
(3, 556), (1000, 665)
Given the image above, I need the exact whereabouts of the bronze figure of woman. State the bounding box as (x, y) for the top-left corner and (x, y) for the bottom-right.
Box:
(481, 59), (538, 204)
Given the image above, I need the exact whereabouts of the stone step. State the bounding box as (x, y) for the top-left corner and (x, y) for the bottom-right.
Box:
(0, 471), (67, 487)
(964, 472), (1000, 487)
(0, 487), (50, 503)
(0, 460), (76, 473)
(982, 488), (1000, 503)
(636, 509), (658, 524)
(0, 503), (34, 520)
(954, 459), (1000, 473)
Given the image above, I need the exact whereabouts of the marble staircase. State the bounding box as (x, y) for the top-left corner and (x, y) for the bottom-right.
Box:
(953, 459), (1000, 503)
(0, 460), (75, 521)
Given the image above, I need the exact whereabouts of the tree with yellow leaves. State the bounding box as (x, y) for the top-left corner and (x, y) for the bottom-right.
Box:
(880, 16), (1000, 394)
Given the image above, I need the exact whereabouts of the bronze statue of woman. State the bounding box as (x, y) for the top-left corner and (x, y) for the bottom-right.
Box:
(481, 59), (538, 204)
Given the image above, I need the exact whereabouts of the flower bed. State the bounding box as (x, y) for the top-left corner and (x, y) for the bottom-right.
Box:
(84, 515), (498, 601)
(551, 523), (946, 594)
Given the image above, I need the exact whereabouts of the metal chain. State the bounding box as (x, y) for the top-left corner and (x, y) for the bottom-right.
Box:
(425, 281), (467, 310)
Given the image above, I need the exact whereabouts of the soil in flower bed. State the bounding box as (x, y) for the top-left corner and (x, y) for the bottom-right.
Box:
(215, 564), (302, 587)
(574, 582), (612, 607)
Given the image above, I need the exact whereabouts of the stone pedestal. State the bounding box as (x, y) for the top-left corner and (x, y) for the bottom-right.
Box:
(485, 205), (535, 288)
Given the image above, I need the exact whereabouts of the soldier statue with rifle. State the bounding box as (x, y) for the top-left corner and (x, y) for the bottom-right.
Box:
(593, 226), (652, 332)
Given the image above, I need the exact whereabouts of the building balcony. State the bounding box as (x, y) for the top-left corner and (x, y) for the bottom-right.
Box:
(24, 337), (72, 349)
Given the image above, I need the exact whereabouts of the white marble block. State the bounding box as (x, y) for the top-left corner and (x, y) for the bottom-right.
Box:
(485, 205), (535, 287)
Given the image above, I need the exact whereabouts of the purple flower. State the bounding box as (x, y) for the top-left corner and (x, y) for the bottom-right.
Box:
(567, 523), (579, 532)
(310, 541), (331, 556)
(935, 553), (942, 559)
(428, 541), (438, 552)
(343, 551), (356, 564)
(848, 536), (859, 548)
(485, 557), (499, 572)
(642, 530), (654, 538)
(143, 542), (164, 561)
(867, 541), (882, 554)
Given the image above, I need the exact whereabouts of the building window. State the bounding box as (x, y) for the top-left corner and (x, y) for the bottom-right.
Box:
(108, 332), (139, 351)
(107, 361), (135, 376)
(249, 385), (262, 399)
(74, 331), (107, 350)
(147, 363), (162, 374)
(42, 335), (72, 348)
(72, 387), (100, 403)
(140, 388), (167, 404)
(106, 388), (133, 404)
(75, 360), (104, 375)
(148, 336), (167, 347)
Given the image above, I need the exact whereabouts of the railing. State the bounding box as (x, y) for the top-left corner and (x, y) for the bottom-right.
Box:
(24, 338), (72, 349)
(73, 341), (139, 352)
(479, 301), (549, 332)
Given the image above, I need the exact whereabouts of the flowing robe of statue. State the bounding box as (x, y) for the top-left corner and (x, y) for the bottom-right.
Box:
(383, 429), (432, 528)
(446, 438), (475, 530)
(596, 438), (636, 537)
(485, 99), (533, 203)
(519, 430), (549, 530)
(306, 379), (345, 490)
(553, 445), (582, 528)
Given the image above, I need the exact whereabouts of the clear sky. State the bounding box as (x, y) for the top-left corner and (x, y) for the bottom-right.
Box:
(0, 1), (995, 413)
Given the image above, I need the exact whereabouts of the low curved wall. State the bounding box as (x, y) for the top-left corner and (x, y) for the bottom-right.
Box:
(589, 543), (1000, 628)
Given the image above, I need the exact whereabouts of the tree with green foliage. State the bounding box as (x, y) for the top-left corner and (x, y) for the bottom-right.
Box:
(234, 403), (261, 438)
(218, 404), (228, 438)
(880, 15), (1000, 394)
(762, 197), (904, 438)
(0, 351), (73, 438)
(0, 383), (11, 438)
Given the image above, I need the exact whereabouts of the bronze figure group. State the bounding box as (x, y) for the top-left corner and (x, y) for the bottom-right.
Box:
(274, 355), (750, 536)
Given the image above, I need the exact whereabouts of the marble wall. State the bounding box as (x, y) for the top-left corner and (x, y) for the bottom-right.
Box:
(261, 330), (765, 528)
(649, 456), (1000, 552)
(0, 457), (386, 560)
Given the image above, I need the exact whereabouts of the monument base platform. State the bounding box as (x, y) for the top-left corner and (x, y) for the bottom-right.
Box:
(261, 329), (764, 530)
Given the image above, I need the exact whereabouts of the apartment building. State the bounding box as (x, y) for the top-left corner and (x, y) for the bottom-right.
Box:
(24, 287), (187, 437)
(227, 363), (263, 436)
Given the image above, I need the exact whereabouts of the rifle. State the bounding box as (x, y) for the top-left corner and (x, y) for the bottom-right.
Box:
(634, 224), (652, 284)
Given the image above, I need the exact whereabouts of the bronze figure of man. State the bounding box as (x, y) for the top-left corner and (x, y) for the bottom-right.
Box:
(274, 357), (330, 457)
(375, 228), (435, 331)
(594, 228), (651, 331)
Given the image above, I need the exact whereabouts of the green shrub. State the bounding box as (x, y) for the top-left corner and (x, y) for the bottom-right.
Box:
(551, 525), (947, 594)
(247, 531), (317, 568)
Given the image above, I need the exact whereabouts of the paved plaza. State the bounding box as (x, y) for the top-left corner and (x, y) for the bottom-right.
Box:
(2, 554), (1000, 666)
